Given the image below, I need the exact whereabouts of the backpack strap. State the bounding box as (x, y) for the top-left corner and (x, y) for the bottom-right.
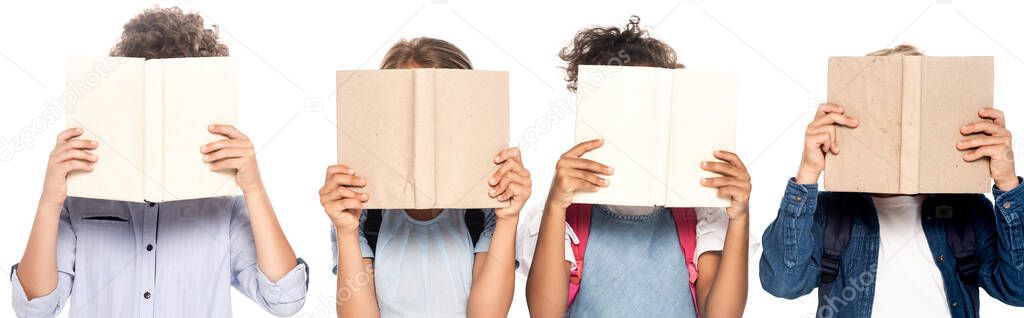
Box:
(362, 209), (487, 255)
(817, 193), (859, 313)
(363, 209), (384, 255)
(670, 208), (700, 314)
(464, 209), (486, 247)
(565, 203), (593, 306)
(934, 195), (980, 286)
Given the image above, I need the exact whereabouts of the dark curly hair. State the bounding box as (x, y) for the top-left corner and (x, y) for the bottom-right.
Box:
(559, 16), (681, 92)
(110, 7), (229, 59)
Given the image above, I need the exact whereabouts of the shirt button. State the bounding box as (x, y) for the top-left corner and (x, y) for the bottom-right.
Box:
(1003, 202), (1012, 209)
(143, 291), (151, 299)
(952, 301), (958, 308)
(147, 201), (156, 207)
(794, 196), (803, 202)
(146, 244), (153, 252)
(938, 255), (946, 263)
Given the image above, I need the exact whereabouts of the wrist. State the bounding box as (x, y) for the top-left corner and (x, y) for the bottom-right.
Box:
(239, 181), (265, 196)
(795, 166), (820, 185)
(995, 176), (1020, 192)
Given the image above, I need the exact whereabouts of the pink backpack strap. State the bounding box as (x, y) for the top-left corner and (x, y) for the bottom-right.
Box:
(565, 203), (592, 307)
(671, 208), (700, 314)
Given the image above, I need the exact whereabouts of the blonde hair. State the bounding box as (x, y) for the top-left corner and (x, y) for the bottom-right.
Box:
(866, 44), (924, 57)
(380, 37), (473, 70)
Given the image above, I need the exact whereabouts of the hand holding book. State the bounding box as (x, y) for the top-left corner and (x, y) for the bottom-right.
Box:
(957, 108), (1019, 191)
(201, 124), (263, 193)
(39, 128), (98, 209)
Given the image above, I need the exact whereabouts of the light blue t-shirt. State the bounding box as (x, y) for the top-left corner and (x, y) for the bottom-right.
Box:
(331, 209), (496, 318)
(567, 204), (697, 318)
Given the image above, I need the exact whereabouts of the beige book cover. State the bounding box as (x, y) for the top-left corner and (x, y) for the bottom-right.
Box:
(66, 56), (238, 203)
(336, 69), (510, 209)
(572, 65), (738, 208)
(824, 56), (993, 194)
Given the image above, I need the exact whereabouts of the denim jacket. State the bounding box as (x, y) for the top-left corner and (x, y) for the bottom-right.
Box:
(759, 178), (1024, 318)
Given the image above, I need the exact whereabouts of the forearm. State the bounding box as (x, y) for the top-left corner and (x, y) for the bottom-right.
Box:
(702, 216), (749, 318)
(526, 201), (570, 317)
(468, 218), (518, 317)
(759, 179), (822, 298)
(335, 230), (379, 318)
(16, 201), (63, 299)
(242, 186), (297, 281)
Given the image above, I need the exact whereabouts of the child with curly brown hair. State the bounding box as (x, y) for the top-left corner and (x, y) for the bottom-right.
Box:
(10, 7), (307, 318)
(525, 16), (750, 318)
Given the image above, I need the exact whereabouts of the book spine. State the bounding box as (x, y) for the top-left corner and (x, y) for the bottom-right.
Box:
(899, 56), (922, 194)
(413, 69), (437, 208)
(144, 60), (165, 202)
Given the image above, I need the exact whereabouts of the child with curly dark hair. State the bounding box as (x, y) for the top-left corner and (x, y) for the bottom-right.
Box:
(11, 7), (307, 318)
(525, 16), (749, 318)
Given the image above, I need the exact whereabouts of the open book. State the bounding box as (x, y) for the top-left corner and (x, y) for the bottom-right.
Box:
(571, 65), (738, 208)
(66, 57), (238, 203)
(824, 56), (993, 194)
(336, 69), (510, 209)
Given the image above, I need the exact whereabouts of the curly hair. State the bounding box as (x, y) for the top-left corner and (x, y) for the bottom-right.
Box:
(380, 37), (473, 70)
(110, 7), (229, 59)
(559, 16), (681, 92)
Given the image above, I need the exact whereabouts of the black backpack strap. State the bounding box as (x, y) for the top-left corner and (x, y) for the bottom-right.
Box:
(464, 209), (486, 247)
(363, 209), (383, 255)
(935, 195), (980, 286)
(818, 192), (859, 313)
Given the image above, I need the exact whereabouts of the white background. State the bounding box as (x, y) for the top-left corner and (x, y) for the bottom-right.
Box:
(3, 0), (1024, 317)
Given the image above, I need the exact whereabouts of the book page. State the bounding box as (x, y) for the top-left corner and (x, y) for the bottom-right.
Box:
(65, 57), (147, 202)
(157, 57), (238, 202)
(337, 70), (417, 209)
(572, 65), (663, 206)
(917, 57), (992, 193)
(666, 70), (738, 208)
(824, 56), (904, 193)
(433, 70), (510, 208)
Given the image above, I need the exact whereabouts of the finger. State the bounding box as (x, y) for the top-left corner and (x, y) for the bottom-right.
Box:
(961, 121), (1010, 137)
(491, 172), (530, 198)
(701, 177), (750, 189)
(203, 147), (250, 163)
(208, 124), (249, 141)
(327, 173), (367, 188)
(701, 161), (746, 180)
(806, 133), (833, 154)
(209, 158), (245, 171)
(497, 183), (530, 202)
(712, 150), (748, 170)
(494, 147), (522, 164)
(563, 139), (604, 158)
(979, 108), (1005, 127)
(201, 139), (246, 154)
(57, 128), (84, 144)
(963, 144), (1012, 162)
(324, 198), (365, 213)
(53, 149), (98, 163)
(806, 124), (839, 154)
(55, 139), (98, 154)
(320, 186), (368, 203)
(815, 103), (845, 117)
(716, 186), (750, 202)
(809, 112), (859, 129)
(567, 169), (608, 188)
(561, 157), (613, 175)
(326, 164), (355, 182)
(568, 178), (600, 193)
(957, 135), (1011, 151)
(59, 159), (95, 174)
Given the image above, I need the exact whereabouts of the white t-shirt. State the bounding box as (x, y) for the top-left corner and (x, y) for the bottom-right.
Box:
(870, 195), (951, 318)
(515, 206), (729, 276)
